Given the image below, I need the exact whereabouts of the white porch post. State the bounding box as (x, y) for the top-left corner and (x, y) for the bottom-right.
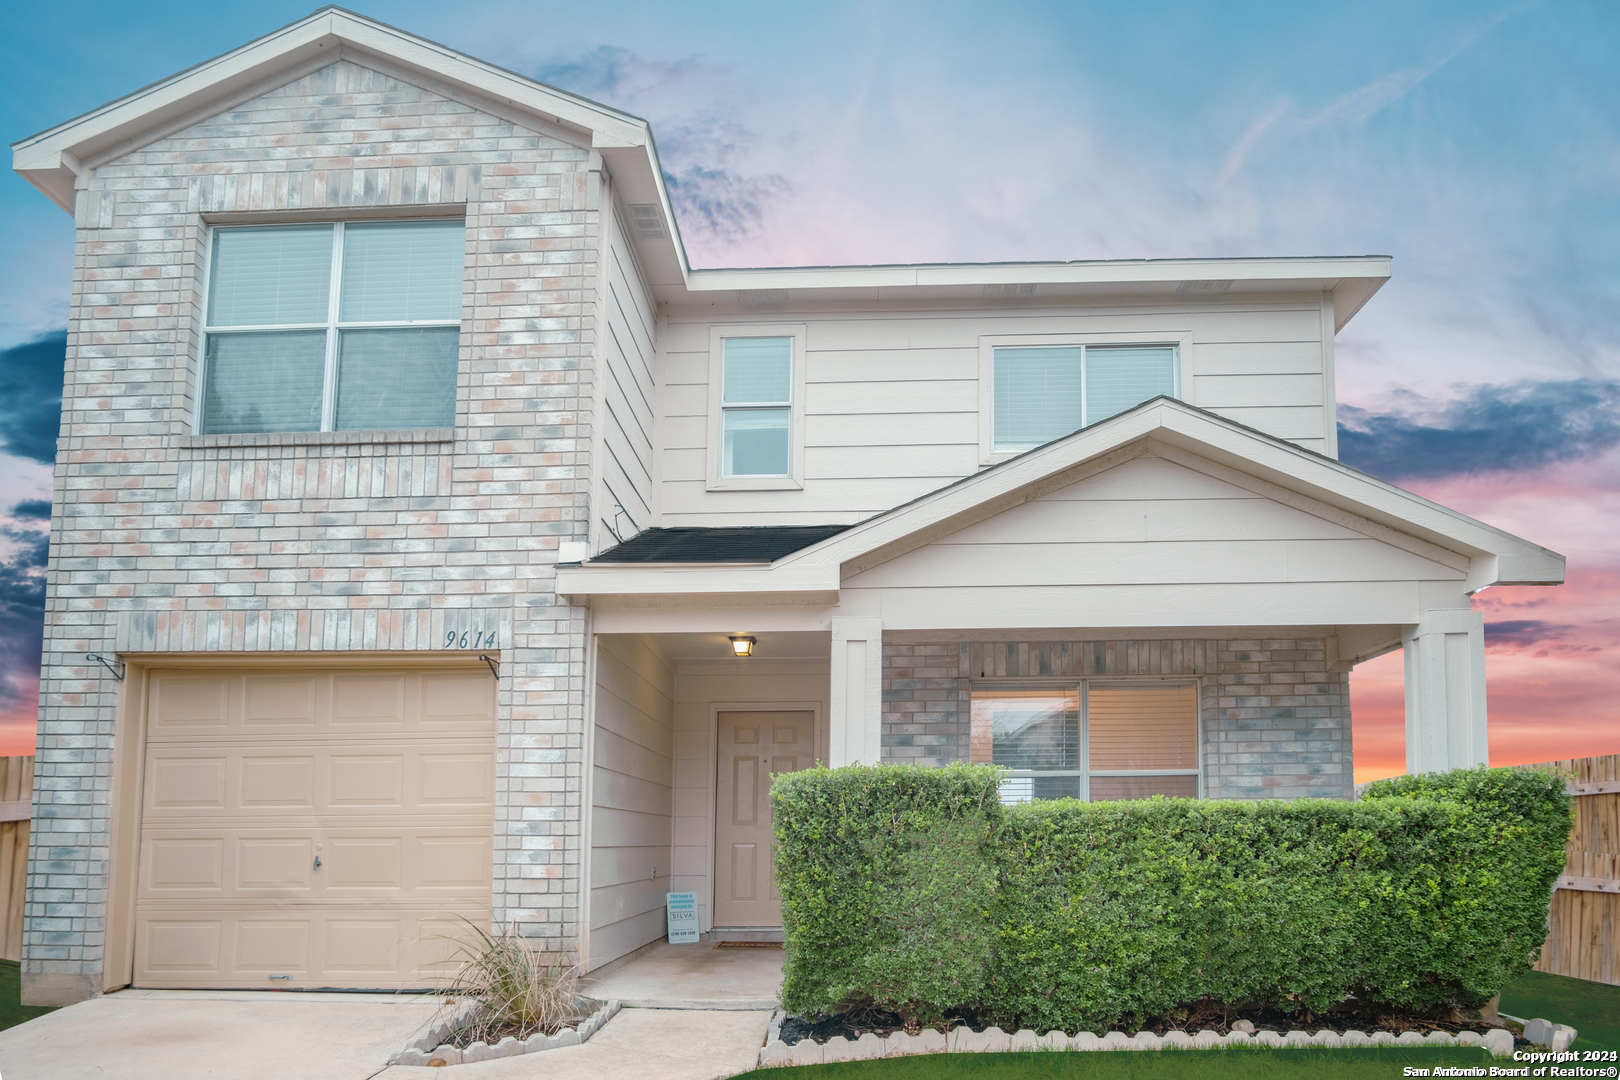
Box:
(1402, 609), (1489, 774)
(830, 617), (883, 766)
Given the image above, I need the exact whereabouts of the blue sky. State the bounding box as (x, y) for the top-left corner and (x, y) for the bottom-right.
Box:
(1, 1), (1617, 770)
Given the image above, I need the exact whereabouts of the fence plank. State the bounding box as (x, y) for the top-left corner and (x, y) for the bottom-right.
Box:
(1519, 752), (1620, 986)
(0, 756), (32, 963)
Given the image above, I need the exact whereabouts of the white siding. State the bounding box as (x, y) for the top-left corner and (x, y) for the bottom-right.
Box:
(657, 303), (1329, 526)
(598, 203), (658, 547)
(670, 663), (829, 932)
(841, 454), (1466, 629)
(589, 635), (674, 968)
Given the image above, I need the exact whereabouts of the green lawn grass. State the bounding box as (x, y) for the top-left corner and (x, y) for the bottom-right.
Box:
(761, 1046), (1504, 1079)
(0, 959), (56, 1033)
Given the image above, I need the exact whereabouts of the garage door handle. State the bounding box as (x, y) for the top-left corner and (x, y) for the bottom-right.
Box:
(313, 856), (322, 869)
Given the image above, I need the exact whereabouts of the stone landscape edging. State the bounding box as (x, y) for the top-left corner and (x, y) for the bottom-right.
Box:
(756, 1023), (1523, 1068)
(389, 998), (621, 1066)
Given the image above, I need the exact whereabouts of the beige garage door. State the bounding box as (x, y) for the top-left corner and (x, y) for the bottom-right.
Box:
(134, 666), (495, 990)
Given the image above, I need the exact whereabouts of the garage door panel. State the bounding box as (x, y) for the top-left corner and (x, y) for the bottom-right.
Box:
(144, 744), (487, 819)
(136, 665), (494, 990)
(240, 756), (316, 808)
(134, 904), (487, 989)
(148, 676), (230, 734)
(145, 838), (224, 892)
(148, 755), (227, 811)
(332, 674), (407, 728)
(244, 675), (318, 729)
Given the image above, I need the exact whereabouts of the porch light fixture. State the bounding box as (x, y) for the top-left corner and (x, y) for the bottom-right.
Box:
(728, 636), (756, 658)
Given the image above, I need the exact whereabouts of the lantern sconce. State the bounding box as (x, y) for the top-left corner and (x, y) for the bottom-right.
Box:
(728, 636), (756, 658)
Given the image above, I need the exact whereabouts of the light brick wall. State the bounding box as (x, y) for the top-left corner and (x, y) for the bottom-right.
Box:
(30, 59), (602, 992)
(881, 637), (1351, 800)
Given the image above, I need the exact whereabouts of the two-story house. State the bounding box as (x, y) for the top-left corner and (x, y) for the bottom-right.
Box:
(10, 8), (1563, 1005)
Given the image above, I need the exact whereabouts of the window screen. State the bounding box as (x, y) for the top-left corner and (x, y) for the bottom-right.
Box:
(991, 344), (1177, 452)
(202, 220), (464, 434)
(971, 682), (1199, 803)
(720, 336), (792, 475)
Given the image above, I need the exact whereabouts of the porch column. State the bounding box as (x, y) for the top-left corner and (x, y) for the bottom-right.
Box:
(1402, 609), (1489, 774)
(830, 617), (883, 766)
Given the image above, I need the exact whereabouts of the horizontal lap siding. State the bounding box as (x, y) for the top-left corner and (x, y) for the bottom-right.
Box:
(658, 305), (1325, 525)
(590, 636), (674, 968)
(844, 456), (1462, 627)
(599, 206), (656, 546)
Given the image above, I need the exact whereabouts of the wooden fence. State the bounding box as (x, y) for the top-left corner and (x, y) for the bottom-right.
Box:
(1525, 752), (1619, 986)
(0, 756), (32, 964)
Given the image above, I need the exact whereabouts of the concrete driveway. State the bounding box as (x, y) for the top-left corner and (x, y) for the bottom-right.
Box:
(0, 988), (770, 1080)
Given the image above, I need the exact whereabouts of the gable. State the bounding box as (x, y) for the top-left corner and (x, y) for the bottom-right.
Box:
(841, 454), (1467, 591)
(98, 59), (585, 205)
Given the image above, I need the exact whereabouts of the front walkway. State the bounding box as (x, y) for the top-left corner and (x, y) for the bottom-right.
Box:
(584, 941), (785, 1009)
(0, 944), (781, 1079)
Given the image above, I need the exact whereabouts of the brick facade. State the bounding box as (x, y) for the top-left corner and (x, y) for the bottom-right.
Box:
(29, 60), (600, 990)
(881, 637), (1351, 800)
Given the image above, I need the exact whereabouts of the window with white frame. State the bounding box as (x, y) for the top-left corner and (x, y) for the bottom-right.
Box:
(991, 344), (1177, 452)
(970, 682), (1200, 803)
(200, 220), (465, 435)
(719, 335), (793, 476)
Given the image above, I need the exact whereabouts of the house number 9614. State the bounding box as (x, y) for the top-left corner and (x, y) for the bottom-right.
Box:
(444, 630), (498, 649)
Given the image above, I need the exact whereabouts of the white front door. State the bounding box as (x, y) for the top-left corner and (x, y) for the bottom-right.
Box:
(713, 711), (811, 927)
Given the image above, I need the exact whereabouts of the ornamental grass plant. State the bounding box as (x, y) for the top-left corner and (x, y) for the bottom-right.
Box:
(435, 919), (590, 1046)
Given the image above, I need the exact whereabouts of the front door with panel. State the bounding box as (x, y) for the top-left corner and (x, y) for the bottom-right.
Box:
(714, 711), (812, 927)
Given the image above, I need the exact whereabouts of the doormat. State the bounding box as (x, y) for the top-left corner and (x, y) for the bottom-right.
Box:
(715, 941), (784, 949)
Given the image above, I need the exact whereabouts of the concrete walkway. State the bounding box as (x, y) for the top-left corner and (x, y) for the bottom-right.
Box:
(583, 942), (785, 1010)
(378, 1008), (771, 1079)
(0, 943), (780, 1079)
(0, 988), (443, 1080)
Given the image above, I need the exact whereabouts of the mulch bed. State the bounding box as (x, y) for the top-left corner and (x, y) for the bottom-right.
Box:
(780, 1001), (1526, 1047)
(439, 1013), (584, 1050)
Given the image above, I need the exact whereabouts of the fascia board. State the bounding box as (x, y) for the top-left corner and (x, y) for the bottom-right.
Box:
(554, 563), (840, 597)
(683, 256), (1392, 294)
(12, 8), (649, 207)
(1147, 408), (1565, 585)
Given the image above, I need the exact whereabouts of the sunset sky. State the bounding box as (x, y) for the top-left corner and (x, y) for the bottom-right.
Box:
(1, 1), (1616, 778)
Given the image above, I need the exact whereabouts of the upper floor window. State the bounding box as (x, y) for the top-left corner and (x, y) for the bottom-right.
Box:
(970, 682), (1200, 803)
(721, 336), (792, 475)
(707, 324), (806, 490)
(991, 344), (1177, 453)
(200, 220), (465, 435)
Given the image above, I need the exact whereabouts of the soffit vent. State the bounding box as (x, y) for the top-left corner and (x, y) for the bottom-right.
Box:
(735, 289), (789, 302)
(983, 283), (1037, 298)
(626, 204), (667, 241)
(1176, 279), (1233, 293)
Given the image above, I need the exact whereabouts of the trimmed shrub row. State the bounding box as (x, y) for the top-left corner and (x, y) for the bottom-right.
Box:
(772, 763), (1570, 1032)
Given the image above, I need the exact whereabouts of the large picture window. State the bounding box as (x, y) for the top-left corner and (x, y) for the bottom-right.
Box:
(970, 682), (1200, 803)
(200, 220), (464, 434)
(991, 344), (1177, 452)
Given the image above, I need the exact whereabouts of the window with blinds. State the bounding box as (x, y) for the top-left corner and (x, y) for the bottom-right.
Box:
(991, 344), (1177, 452)
(720, 336), (793, 475)
(971, 682), (1199, 804)
(200, 220), (465, 434)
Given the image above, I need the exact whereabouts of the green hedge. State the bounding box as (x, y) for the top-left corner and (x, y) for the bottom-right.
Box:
(771, 764), (1570, 1031)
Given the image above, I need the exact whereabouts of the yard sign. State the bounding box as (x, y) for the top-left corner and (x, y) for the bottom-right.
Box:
(666, 892), (699, 944)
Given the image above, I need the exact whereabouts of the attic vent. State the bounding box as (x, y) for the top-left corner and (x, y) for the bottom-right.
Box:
(626, 204), (667, 241)
(1176, 279), (1233, 293)
(735, 289), (789, 302)
(983, 283), (1037, 298)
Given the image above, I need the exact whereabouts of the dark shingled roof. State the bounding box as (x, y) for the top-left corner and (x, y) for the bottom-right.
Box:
(590, 525), (852, 563)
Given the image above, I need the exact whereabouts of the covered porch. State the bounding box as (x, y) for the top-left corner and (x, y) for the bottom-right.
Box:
(561, 399), (1564, 971)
